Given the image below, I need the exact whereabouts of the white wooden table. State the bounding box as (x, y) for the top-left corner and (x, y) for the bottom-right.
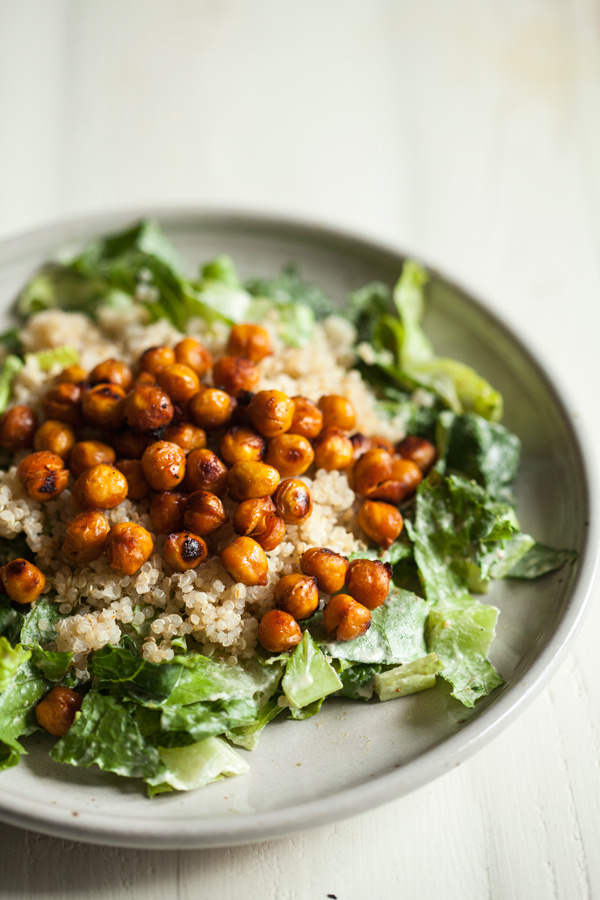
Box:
(1, 2), (599, 897)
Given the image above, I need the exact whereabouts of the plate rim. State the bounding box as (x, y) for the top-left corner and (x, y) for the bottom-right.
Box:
(0, 205), (597, 849)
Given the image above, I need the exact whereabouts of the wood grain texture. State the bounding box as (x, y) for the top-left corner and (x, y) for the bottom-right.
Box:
(0, 1), (599, 897)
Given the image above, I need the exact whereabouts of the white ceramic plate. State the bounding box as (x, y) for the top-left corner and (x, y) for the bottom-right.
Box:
(0, 209), (596, 849)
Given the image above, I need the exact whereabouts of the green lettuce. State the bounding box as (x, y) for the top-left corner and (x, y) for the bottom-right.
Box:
(159, 697), (258, 742)
(29, 346), (79, 372)
(0, 595), (24, 645)
(337, 663), (383, 701)
(149, 736), (249, 795)
(0, 638), (31, 692)
(0, 355), (24, 414)
(20, 598), (65, 645)
(29, 644), (72, 682)
(374, 653), (443, 701)
(90, 644), (182, 703)
(282, 631), (342, 710)
(507, 542), (577, 579)
(0, 659), (50, 770)
(226, 696), (283, 751)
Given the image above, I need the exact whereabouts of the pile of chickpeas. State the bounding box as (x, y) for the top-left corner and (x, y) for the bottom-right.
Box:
(0, 323), (436, 660)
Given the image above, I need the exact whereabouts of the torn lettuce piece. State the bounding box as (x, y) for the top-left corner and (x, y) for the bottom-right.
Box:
(0, 355), (24, 414)
(426, 605), (503, 707)
(17, 263), (106, 318)
(245, 264), (335, 321)
(159, 697), (258, 743)
(436, 411), (520, 503)
(282, 631), (342, 710)
(0, 595), (24, 645)
(148, 736), (249, 796)
(90, 644), (182, 704)
(0, 660), (50, 770)
(226, 696), (283, 751)
(507, 542), (578, 579)
(374, 653), (443, 701)
(0, 639), (31, 693)
(28, 644), (72, 682)
(166, 655), (283, 708)
(346, 281), (391, 344)
(337, 663), (383, 701)
(20, 598), (66, 645)
(325, 588), (430, 666)
(30, 346), (79, 372)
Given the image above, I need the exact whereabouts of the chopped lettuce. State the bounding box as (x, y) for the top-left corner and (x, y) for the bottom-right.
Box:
(0, 638), (31, 692)
(0, 595), (24, 645)
(507, 542), (578, 579)
(149, 736), (249, 795)
(337, 663), (383, 701)
(0, 355), (24, 414)
(29, 346), (79, 372)
(245, 264), (335, 320)
(282, 631), (342, 710)
(159, 697), (258, 742)
(374, 653), (443, 701)
(90, 644), (182, 703)
(28, 644), (72, 682)
(20, 598), (66, 645)
(0, 659), (50, 770)
(226, 696), (283, 751)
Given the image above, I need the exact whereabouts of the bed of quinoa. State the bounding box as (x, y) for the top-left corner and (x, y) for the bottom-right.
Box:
(0, 306), (409, 679)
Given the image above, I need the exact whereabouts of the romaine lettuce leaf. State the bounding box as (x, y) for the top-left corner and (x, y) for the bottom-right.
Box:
(29, 644), (72, 682)
(90, 644), (182, 703)
(149, 736), (249, 795)
(282, 631), (342, 710)
(226, 696), (283, 751)
(0, 595), (23, 645)
(374, 653), (443, 701)
(0, 355), (24, 414)
(0, 659), (50, 770)
(507, 542), (578, 579)
(165, 655), (283, 708)
(0, 638), (30, 692)
(245, 264), (335, 320)
(159, 697), (258, 742)
(29, 346), (79, 372)
(337, 663), (383, 701)
(20, 598), (65, 645)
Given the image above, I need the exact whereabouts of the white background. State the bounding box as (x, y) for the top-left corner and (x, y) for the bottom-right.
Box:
(1, 2), (600, 898)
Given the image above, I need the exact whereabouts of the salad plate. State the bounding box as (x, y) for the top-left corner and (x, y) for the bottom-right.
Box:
(0, 208), (595, 848)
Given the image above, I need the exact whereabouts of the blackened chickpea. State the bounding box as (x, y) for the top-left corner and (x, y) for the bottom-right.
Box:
(189, 389), (236, 430)
(73, 464), (128, 510)
(34, 420), (76, 461)
(213, 356), (260, 397)
(258, 609), (302, 653)
(62, 510), (110, 564)
(81, 383), (126, 429)
(300, 547), (348, 594)
(248, 390), (294, 438)
(289, 396), (323, 440)
(226, 324), (273, 362)
(42, 382), (82, 426)
(105, 522), (154, 575)
(163, 421), (207, 453)
(112, 429), (149, 459)
(353, 448), (422, 503)
(264, 433), (314, 478)
(272, 478), (312, 524)
(156, 363), (201, 405)
(139, 345), (176, 376)
(371, 436), (395, 455)
(35, 686), (82, 737)
(174, 337), (212, 377)
(124, 385), (174, 433)
(232, 497), (286, 551)
(116, 459), (151, 500)
(350, 433), (372, 460)
(184, 491), (228, 536)
(323, 594), (371, 641)
(274, 574), (319, 620)
(1, 559), (45, 604)
(0, 405), (38, 451)
(357, 500), (403, 550)
(141, 441), (186, 491)
(17, 451), (69, 502)
(89, 359), (133, 391)
(228, 460), (280, 503)
(164, 531), (208, 572)
(55, 364), (88, 385)
(219, 426), (265, 466)
(150, 491), (188, 534)
(396, 435), (437, 474)
(313, 428), (353, 471)
(70, 441), (116, 479)
(184, 449), (229, 496)
(220, 536), (268, 586)
(346, 559), (392, 610)
(318, 395), (356, 432)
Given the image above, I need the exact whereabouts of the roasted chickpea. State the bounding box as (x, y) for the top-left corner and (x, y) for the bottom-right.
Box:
(318, 395), (356, 432)
(313, 428), (353, 471)
(250, 514), (286, 551)
(232, 497), (286, 551)
(346, 559), (392, 610)
(272, 478), (312, 524)
(163, 421), (206, 453)
(219, 426), (265, 466)
(35, 686), (82, 737)
(248, 390), (294, 438)
(139, 345), (176, 376)
(81, 383), (126, 429)
(396, 435), (437, 474)
(73, 464), (128, 510)
(300, 547), (348, 594)
(89, 359), (133, 391)
(353, 448), (421, 503)
(388, 457), (423, 501)
(213, 356), (260, 397)
(156, 363), (201, 405)
(116, 459), (151, 500)
(274, 573), (319, 620)
(220, 536), (268, 586)
(0, 405), (38, 450)
(106, 522), (154, 575)
(228, 461), (280, 503)
(124, 385), (174, 433)
(184, 448), (229, 496)
(226, 323), (273, 363)
(174, 337), (212, 376)
(323, 594), (371, 641)
(258, 609), (302, 653)
(17, 451), (69, 502)
(189, 389), (236, 430)
(141, 441), (186, 491)
(1, 559), (45, 604)
(164, 531), (208, 572)
(135, 370), (157, 387)
(55, 364), (88, 385)
(184, 491), (228, 536)
(69, 441), (116, 479)
(350, 433), (372, 460)
(371, 436), (395, 455)
(62, 510), (110, 564)
(112, 429), (149, 459)
(33, 420), (76, 461)
(264, 434), (314, 478)
(357, 500), (403, 550)
(230, 389), (255, 427)
(289, 396), (323, 440)
(42, 382), (82, 426)
(150, 491), (188, 534)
